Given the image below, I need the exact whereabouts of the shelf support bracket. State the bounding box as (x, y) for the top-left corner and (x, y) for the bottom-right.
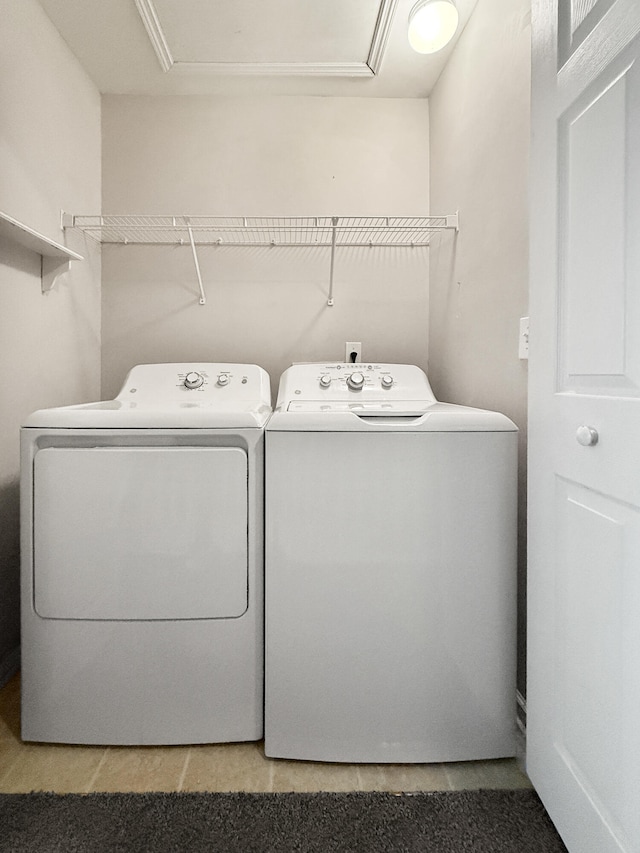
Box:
(327, 216), (338, 307)
(41, 256), (72, 293)
(187, 224), (206, 305)
(446, 211), (460, 231)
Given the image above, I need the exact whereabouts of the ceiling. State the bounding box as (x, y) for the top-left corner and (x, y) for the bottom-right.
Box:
(37, 0), (478, 98)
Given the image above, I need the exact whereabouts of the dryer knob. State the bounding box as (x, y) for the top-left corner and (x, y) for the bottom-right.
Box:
(381, 375), (394, 388)
(217, 374), (230, 387)
(319, 375), (332, 388)
(347, 372), (365, 390)
(184, 371), (204, 389)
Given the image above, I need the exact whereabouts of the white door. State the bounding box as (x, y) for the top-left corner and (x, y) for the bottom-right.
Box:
(528, 2), (640, 852)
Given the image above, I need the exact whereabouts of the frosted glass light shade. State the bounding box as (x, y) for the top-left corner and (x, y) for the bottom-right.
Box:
(408, 0), (459, 54)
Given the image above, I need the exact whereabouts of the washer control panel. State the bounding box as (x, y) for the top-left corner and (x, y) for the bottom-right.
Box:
(276, 363), (436, 413)
(311, 363), (401, 393)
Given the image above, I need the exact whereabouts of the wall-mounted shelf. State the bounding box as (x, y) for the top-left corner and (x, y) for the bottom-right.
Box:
(63, 213), (458, 306)
(0, 210), (84, 293)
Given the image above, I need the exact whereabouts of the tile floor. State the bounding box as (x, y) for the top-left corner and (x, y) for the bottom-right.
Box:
(0, 674), (532, 795)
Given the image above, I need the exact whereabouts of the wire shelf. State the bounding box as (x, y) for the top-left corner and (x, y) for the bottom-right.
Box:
(64, 214), (458, 248)
(62, 213), (458, 306)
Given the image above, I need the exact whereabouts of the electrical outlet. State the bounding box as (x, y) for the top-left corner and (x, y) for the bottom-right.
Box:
(345, 342), (362, 363)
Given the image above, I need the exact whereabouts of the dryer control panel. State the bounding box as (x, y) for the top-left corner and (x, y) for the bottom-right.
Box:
(275, 363), (437, 414)
(116, 363), (271, 406)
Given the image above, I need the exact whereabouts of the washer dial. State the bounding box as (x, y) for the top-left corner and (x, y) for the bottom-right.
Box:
(381, 375), (394, 388)
(217, 374), (230, 387)
(347, 372), (365, 390)
(319, 375), (332, 388)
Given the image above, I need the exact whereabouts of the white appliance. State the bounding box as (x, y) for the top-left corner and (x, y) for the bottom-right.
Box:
(21, 363), (271, 745)
(265, 362), (518, 763)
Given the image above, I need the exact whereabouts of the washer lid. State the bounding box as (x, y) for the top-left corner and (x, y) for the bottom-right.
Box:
(268, 402), (516, 431)
(22, 363), (272, 428)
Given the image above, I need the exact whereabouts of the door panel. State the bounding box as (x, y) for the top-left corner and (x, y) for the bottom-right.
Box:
(33, 446), (248, 620)
(558, 0), (640, 107)
(558, 0), (616, 66)
(556, 481), (640, 847)
(561, 68), (626, 381)
(559, 47), (640, 393)
(541, 479), (640, 852)
(570, 0), (604, 30)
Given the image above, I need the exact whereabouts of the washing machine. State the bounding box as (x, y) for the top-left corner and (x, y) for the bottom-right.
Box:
(265, 362), (518, 763)
(21, 363), (271, 745)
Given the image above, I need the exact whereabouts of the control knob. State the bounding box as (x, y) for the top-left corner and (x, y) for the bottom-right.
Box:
(381, 375), (394, 388)
(319, 375), (332, 388)
(184, 371), (204, 389)
(217, 374), (230, 387)
(347, 372), (365, 390)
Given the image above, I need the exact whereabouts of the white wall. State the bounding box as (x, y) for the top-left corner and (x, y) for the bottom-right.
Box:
(0, 0), (101, 679)
(101, 96), (430, 398)
(428, 0), (531, 699)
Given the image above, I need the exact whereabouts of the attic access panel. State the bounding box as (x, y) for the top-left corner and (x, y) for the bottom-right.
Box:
(136, 0), (397, 75)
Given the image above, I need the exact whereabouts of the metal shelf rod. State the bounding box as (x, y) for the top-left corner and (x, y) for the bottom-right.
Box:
(187, 224), (206, 305)
(327, 216), (338, 307)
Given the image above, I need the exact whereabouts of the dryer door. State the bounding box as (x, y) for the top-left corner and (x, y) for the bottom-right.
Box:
(33, 446), (248, 620)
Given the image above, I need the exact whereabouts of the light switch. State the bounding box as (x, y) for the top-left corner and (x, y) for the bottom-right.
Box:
(519, 317), (529, 360)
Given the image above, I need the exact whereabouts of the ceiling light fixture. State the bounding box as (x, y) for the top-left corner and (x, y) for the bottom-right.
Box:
(408, 0), (459, 54)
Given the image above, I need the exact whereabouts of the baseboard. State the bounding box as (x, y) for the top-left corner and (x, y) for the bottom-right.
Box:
(0, 645), (20, 689)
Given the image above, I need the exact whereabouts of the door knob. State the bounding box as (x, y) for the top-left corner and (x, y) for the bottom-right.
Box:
(576, 426), (599, 446)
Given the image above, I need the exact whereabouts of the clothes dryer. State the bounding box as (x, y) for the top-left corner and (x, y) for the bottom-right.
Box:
(265, 363), (518, 763)
(21, 363), (271, 745)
